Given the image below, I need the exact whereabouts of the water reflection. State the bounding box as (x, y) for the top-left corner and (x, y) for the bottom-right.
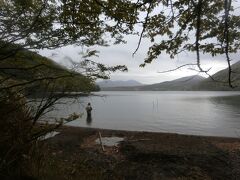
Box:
(209, 95), (240, 113)
(47, 91), (240, 137)
(86, 115), (92, 126)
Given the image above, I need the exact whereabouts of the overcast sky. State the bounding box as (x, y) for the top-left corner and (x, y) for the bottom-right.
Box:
(39, 2), (240, 85)
(39, 35), (238, 85)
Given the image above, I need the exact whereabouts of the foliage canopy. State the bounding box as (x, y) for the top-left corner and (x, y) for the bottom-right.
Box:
(1, 0), (239, 86)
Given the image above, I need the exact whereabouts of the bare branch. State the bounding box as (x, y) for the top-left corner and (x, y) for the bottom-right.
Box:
(132, 2), (152, 56)
(223, 0), (234, 88)
(158, 63), (197, 73)
(195, 0), (205, 73)
(0, 74), (74, 91)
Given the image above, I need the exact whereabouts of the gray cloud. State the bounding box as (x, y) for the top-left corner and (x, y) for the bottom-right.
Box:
(39, 10), (240, 84)
(39, 37), (238, 84)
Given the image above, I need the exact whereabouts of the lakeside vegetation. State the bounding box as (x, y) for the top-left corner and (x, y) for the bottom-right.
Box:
(0, 0), (240, 179)
(0, 45), (100, 179)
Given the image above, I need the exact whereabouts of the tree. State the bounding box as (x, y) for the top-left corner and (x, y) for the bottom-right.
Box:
(1, 0), (239, 82)
(0, 0), (130, 178)
(0, 0), (138, 58)
(0, 0), (130, 93)
(133, 0), (240, 87)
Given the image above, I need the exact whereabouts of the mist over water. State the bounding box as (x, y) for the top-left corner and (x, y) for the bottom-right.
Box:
(46, 91), (240, 137)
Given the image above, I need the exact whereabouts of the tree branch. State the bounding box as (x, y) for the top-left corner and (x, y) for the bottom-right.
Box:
(157, 63), (197, 73)
(132, 2), (152, 56)
(223, 0), (234, 88)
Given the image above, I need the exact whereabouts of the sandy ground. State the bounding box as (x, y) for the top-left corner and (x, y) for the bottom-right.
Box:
(45, 126), (240, 180)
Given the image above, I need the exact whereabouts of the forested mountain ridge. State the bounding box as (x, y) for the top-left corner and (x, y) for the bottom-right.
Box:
(195, 61), (240, 90)
(0, 48), (98, 94)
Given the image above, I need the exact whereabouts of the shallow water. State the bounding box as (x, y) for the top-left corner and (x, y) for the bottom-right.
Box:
(46, 91), (240, 137)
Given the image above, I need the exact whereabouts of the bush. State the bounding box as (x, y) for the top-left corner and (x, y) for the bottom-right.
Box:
(0, 90), (49, 179)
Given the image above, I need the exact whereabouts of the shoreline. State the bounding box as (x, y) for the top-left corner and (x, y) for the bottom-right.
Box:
(62, 125), (240, 139)
(45, 125), (240, 179)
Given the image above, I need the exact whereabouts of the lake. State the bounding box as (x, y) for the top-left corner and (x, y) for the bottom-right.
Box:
(46, 91), (240, 137)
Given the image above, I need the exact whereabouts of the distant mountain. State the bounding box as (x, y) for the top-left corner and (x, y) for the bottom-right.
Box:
(139, 75), (205, 91)
(195, 61), (240, 90)
(97, 80), (143, 88)
(101, 75), (205, 91)
(101, 61), (240, 91)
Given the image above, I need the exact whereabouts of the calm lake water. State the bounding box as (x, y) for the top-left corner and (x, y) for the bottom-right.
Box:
(46, 91), (240, 137)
